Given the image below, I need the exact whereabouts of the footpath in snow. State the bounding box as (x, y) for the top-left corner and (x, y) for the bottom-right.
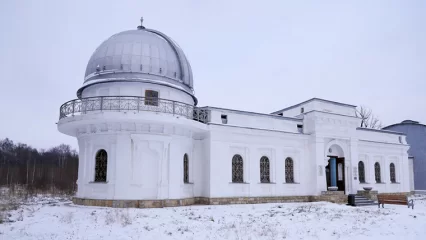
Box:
(1, 195), (426, 240)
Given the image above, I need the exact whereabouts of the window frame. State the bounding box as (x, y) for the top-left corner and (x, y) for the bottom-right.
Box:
(94, 149), (108, 182)
(144, 90), (159, 106)
(285, 157), (295, 183)
(260, 156), (270, 183)
(374, 162), (381, 183)
(183, 154), (189, 183)
(358, 161), (366, 183)
(231, 154), (244, 183)
(390, 163), (396, 183)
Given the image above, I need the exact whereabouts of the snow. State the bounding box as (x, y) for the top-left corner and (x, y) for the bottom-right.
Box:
(1, 195), (426, 240)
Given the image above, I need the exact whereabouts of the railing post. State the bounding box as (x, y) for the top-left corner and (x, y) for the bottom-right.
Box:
(100, 96), (103, 112)
(196, 108), (200, 121)
(137, 97), (140, 112)
(172, 101), (175, 115)
(71, 100), (75, 116)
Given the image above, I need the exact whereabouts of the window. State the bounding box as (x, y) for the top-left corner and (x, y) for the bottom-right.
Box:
(145, 90), (159, 106)
(183, 154), (189, 183)
(297, 124), (303, 133)
(95, 150), (108, 182)
(221, 114), (228, 124)
(390, 163), (396, 183)
(300, 107), (304, 113)
(285, 157), (294, 183)
(338, 163), (343, 181)
(260, 156), (270, 183)
(374, 162), (381, 183)
(232, 154), (244, 183)
(358, 161), (366, 183)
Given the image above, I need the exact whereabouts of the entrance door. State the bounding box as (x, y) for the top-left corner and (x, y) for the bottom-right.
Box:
(336, 158), (345, 192)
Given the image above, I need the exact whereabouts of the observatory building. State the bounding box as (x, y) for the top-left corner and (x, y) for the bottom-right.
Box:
(58, 19), (414, 207)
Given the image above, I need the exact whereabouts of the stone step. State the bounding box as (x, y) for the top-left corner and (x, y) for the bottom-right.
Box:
(355, 202), (377, 206)
(348, 195), (377, 207)
(355, 199), (374, 204)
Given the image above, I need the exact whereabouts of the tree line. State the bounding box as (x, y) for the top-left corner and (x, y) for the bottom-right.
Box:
(0, 138), (78, 195)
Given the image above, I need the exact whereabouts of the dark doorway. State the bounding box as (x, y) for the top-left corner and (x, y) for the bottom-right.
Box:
(325, 157), (345, 193)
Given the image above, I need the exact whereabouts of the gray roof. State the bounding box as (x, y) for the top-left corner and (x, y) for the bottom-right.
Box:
(77, 23), (194, 100)
(383, 120), (426, 129)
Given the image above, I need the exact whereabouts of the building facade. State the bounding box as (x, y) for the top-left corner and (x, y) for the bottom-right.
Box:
(383, 120), (426, 192)
(58, 21), (413, 207)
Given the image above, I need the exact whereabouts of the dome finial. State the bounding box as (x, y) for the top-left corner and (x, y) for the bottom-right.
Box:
(137, 17), (145, 30)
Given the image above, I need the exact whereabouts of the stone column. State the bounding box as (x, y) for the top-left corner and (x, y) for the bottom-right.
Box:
(330, 157), (337, 187)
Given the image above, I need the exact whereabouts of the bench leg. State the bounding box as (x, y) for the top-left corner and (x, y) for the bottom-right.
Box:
(408, 200), (414, 210)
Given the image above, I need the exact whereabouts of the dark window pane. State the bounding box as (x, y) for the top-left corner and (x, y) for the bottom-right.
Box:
(358, 161), (365, 183)
(285, 158), (294, 183)
(95, 150), (107, 182)
(260, 156), (270, 183)
(374, 162), (381, 183)
(390, 163), (396, 183)
(184, 154), (189, 183)
(232, 155), (244, 183)
(145, 90), (159, 106)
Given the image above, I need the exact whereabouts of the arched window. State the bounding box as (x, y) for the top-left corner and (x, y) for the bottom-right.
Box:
(183, 154), (189, 183)
(95, 149), (107, 182)
(358, 161), (365, 183)
(390, 163), (396, 183)
(260, 156), (270, 183)
(374, 162), (381, 183)
(232, 154), (244, 183)
(285, 157), (294, 183)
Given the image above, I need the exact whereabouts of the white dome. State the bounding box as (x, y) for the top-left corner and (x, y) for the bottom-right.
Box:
(77, 23), (194, 101)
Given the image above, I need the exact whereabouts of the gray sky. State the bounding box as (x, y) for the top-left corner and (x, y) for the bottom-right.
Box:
(0, 0), (425, 150)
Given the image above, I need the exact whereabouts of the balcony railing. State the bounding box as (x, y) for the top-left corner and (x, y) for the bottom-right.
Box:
(59, 96), (209, 123)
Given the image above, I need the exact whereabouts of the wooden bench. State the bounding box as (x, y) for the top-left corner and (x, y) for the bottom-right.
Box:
(377, 194), (414, 209)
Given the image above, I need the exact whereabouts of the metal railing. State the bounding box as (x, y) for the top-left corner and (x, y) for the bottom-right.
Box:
(59, 96), (209, 123)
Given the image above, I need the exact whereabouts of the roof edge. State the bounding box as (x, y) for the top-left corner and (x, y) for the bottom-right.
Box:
(356, 127), (405, 136)
(271, 98), (357, 114)
(201, 106), (302, 122)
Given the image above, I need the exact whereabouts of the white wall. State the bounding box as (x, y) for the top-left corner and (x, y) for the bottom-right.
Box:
(74, 125), (207, 200)
(408, 158), (415, 192)
(356, 143), (410, 193)
(357, 129), (406, 145)
(208, 108), (302, 133)
(81, 82), (195, 106)
(207, 125), (311, 198)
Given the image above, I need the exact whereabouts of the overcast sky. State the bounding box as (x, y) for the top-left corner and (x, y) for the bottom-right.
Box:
(0, 0), (425, 150)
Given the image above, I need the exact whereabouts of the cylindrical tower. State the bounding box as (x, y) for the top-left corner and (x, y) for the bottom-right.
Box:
(57, 19), (208, 207)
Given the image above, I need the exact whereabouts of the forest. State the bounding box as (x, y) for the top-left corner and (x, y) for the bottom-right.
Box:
(0, 138), (78, 195)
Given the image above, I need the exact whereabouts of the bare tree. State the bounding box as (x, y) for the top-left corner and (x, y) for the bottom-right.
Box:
(0, 138), (78, 195)
(355, 106), (383, 129)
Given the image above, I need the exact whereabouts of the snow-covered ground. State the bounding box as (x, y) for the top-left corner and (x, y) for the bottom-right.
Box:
(1, 195), (425, 240)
